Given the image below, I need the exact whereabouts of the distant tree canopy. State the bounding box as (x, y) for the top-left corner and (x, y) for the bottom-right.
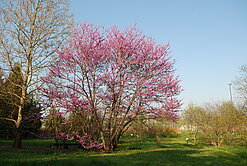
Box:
(182, 102), (247, 146)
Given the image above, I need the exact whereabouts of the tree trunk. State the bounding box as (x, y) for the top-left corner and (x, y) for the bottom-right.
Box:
(101, 132), (119, 152)
(12, 85), (25, 149)
(112, 138), (118, 151)
(102, 139), (116, 152)
(13, 128), (22, 148)
(193, 131), (198, 145)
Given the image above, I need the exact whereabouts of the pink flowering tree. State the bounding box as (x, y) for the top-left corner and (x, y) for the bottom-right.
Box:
(42, 24), (182, 151)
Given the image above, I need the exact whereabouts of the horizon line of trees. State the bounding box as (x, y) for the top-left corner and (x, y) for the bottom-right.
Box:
(182, 101), (247, 146)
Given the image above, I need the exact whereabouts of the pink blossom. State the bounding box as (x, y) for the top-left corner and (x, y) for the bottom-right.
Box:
(41, 23), (182, 151)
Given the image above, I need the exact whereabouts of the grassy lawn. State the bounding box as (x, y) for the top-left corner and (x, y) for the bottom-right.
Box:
(0, 137), (247, 166)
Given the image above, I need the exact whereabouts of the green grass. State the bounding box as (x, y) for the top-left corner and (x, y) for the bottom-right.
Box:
(0, 137), (247, 166)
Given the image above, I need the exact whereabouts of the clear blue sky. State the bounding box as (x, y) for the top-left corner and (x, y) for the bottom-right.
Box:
(70, 0), (247, 107)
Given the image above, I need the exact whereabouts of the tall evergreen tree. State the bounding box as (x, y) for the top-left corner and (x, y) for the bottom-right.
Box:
(0, 64), (42, 143)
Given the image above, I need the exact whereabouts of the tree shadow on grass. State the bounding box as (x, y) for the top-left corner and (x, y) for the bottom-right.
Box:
(91, 147), (247, 166)
(1, 141), (247, 166)
(1, 147), (247, 166)
(111, 149), (238, 166)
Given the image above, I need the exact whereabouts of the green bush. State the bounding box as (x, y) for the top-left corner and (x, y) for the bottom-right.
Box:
(125, 120), (180, 139)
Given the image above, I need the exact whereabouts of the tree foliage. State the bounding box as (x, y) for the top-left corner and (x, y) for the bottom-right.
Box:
(128, 118), (179, 140)
(42, 24), (181, 151)
(0, 0), (73, 148)
(183, 102), (247, 146)
(0, 66), (42, 140)
(183, 104), (207, 144)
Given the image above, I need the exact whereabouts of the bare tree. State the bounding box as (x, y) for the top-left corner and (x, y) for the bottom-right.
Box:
(183, 103), (209, 145)
(204, 102), (245, 146)
(183, 102), (246, 146)
(234, 64), (247, 106)
(0, 0), (73, 148)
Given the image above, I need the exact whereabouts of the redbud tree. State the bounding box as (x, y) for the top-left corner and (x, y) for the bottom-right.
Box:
(42, 24), (182, 151)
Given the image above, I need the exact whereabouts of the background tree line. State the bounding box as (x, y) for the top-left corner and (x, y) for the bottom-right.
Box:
(182, 65), (247, 146)
(182, 101), (247, 146)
